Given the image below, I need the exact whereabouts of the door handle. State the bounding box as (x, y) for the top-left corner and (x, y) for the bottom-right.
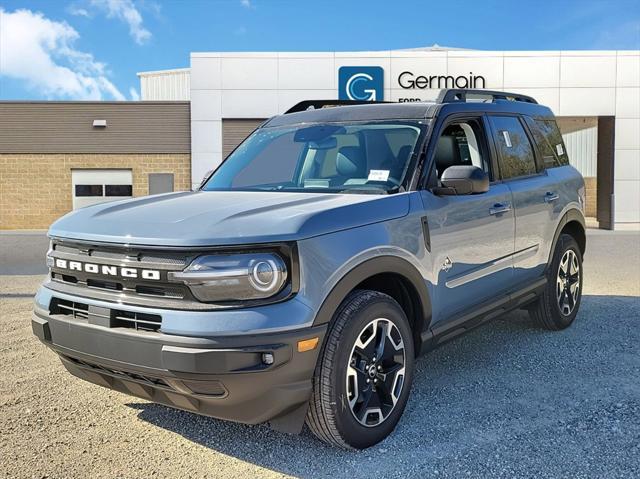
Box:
(489, 203), (512, 215)
(544, 192), (559, 203)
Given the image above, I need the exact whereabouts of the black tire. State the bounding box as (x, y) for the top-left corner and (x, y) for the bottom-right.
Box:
(306, 290), (415, 449)
(529, 233), (583, 330)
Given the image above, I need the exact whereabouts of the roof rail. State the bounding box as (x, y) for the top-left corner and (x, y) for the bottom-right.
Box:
(285, 99), (391, 114)
(436, 89), (538, 104)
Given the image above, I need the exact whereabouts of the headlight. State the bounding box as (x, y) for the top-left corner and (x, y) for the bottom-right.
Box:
(169, 252), (288, 302)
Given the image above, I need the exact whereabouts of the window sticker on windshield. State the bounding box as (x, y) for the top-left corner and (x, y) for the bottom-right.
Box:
(368, 170), (390, 182)
(502, 131), (512, 148)
(556, 143), (564, 156)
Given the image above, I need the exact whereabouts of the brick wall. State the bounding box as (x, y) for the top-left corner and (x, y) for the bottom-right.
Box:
(0, 154), (191, 230)
(584, 176), (597, 219)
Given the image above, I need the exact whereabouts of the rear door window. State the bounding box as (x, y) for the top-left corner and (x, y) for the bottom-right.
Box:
(489, 116), (537, 179)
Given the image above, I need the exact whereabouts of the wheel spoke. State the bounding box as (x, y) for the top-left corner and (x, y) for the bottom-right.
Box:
(354, 322), (377, 360)
(558, 289), (567, 313)
(559, 255), (569, 276)
(374, 320), (387, 361)
(379, 363), (405, 406)
(566, 287), (574, 310)
(570, 281), (580, 297)
(570, 253), (578, 275)
(354, 387), (374, 422)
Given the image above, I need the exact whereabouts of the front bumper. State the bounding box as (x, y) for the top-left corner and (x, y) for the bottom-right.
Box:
(32, 301), (326, 430)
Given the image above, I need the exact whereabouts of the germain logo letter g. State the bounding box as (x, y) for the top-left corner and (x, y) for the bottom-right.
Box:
(338, 66), (384, 101)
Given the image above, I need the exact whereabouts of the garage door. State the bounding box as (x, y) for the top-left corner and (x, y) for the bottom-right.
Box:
(222, 119), (266, 158)
(72, 169), (132, 209)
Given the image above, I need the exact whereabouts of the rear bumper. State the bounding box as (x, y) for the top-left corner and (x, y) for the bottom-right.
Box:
(32, 307), (326, 430)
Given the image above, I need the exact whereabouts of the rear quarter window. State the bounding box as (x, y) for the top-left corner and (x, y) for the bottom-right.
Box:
(526, 117), (569, 168)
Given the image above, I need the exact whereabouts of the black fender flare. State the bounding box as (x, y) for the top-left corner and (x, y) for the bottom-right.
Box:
(311, 255), (432, 332)
(547, 208), (586, 269)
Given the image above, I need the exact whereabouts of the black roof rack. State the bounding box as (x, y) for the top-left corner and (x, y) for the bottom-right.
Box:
(282, 89), (538, 117)
(436, 89), (538, 104)
(285, 99), (392, 114)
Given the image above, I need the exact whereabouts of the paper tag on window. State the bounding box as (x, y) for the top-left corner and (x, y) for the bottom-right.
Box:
(502, 131), (512, 148)
(556, 143), (564, 156)
(368, 170), (390, 181)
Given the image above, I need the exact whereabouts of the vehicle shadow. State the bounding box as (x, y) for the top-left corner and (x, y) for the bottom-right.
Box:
(129, 294), (640, 478)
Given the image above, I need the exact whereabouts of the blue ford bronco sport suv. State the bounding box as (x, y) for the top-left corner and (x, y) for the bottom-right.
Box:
(33, 89), (586, 449)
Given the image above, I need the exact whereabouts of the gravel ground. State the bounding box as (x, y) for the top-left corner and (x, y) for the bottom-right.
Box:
(1, 230), (639, 478)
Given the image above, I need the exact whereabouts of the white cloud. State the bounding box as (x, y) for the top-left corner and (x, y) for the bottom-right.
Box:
(68, 6), (91, 17)
(240, 0), (253, 9)
(89, 0), (151, 44)
(0, 8), (125, 100)
(129, 86), (140, 101)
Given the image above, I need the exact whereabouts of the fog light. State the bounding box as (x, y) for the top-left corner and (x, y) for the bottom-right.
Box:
(262, 353), (274, 365)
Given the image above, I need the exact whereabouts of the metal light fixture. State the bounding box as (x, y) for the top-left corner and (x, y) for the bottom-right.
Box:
(92, 119), (107, 128)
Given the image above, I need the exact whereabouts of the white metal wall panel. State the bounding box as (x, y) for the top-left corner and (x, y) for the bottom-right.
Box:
(556, 117), (598, 177)
(139, 69), (191, 101)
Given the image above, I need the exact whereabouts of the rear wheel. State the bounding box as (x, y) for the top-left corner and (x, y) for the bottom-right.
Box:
(529, 233), (583, 330)
(306, 290), (415, 449)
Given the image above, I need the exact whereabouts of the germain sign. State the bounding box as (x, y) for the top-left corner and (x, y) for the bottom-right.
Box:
(337, 67), (487, 103)
(395, 70), (487, 102)
(397, 71), (486, 89)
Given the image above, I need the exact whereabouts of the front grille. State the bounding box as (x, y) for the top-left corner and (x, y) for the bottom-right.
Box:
(51, 299), (89, 320)
(51, 298), (162, 332)
(54, 244), (188, 267)
(48, 240), (195, 307)
(112, 310), (162, 331)
(51, 272), (185, 299)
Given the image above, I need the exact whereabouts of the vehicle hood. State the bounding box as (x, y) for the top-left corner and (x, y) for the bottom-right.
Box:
(49, 190), (411, 247)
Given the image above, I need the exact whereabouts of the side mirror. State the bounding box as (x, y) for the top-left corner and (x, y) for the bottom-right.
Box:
(198, 170), (213, 190)
(435, 165), (489, 195)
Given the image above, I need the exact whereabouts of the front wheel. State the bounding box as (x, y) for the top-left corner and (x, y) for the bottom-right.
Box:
(306, 290), (415, 449)
(529, 233), (583, 330)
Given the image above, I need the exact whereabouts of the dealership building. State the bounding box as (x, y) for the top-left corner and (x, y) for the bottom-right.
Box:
(1, 46), (638, 230)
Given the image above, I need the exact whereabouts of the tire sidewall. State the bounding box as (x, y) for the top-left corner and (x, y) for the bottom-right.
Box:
(328, 293), (415, 449)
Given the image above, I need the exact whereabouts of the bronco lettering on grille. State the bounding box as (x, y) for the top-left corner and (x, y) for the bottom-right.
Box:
(53, 259), (161, 280)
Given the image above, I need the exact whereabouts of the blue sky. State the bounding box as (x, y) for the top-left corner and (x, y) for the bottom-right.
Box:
(1, 0), (639, 101)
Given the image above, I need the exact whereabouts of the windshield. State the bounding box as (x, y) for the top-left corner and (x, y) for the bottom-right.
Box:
(202, 121), (427, 194)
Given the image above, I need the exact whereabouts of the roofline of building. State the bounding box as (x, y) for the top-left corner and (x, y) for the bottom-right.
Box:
(137, 68), (190, 77)
(134, 48), (637, 76)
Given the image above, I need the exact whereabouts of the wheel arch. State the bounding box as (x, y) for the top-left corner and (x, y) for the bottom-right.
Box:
(548, 208), (586, 268)
(312, 256), (432, 356)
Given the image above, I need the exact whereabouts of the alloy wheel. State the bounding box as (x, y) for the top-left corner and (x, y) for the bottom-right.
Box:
(345, 318), (406, 427)
(556, 249), (580, 316)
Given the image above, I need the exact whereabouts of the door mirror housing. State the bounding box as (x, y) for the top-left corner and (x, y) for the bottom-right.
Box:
(435, 165), (489, 195)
